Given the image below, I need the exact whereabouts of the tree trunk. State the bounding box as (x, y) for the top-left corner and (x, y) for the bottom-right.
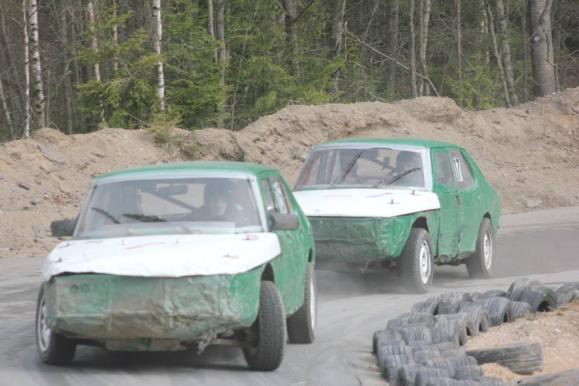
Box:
(152, 0), (165, 112)
(418, 0), (431, 95)
(330, 0), (346, 94)
(0, 77), (13, 137)
(409, 0), (417, 97)
(528, 0), (556, 96)
(0, 10), (25, 118)
(521, 0), (529, 101)
(112, 1), (119, 74)
(487, 1), (511, 106)
(455, 0), (462, 84)
(479, 0), (490, 65)
(28, 0), (46, 128)
(87, 1), (101, 82)
(495, 0), (518, 104)
(60, 9), (74, 134)
(215, 0), (227, 86)
(23, 0), (31, 138)
(207, 0), (218, 63)
(386, 0), (399, 94)
(280, 0), (300, 77)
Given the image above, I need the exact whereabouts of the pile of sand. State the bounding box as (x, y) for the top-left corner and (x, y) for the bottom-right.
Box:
(0, 88), (578, 257)
(465, 301), (579, 382)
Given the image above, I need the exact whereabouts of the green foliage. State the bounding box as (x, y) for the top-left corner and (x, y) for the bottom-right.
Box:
(447, 62), (504, 110)
(147, 113), (180, 144)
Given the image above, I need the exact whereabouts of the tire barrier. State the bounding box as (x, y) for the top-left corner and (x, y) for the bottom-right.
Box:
(372, 279), (579, 385)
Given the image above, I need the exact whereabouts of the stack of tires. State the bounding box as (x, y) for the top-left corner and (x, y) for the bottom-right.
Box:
(372, 279), (579, 385)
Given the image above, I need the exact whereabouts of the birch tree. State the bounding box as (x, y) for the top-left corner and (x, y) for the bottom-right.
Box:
(215, 0), (227, 85)
(528, 0), (557, 96)
(23, 0), (31, 137)
(330, 0), (346, 93)
(418, 0), (432, 96)
(28, 0), (46, 128)
(487, 1), (511, 106)
(280, 0), (300, 77)
(495, 0), (518, 104)
(87, 1), (101, 82)
(152, 0), (165, 112)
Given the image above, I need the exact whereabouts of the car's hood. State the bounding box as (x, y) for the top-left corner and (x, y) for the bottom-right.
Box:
(42, 233), (281, 281)
(293, 188), (440, 218)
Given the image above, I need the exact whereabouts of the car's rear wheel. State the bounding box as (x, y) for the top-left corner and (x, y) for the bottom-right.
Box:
(400, 228), (433, 293)
(243, 281), (286, 371)
(287, 263), (316, 344)
(466, 218), (495, 278)
(36, 288), (76, 365)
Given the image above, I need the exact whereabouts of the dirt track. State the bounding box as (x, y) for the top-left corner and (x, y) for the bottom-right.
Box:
(0, 88), (578, 258)
(1, 208), (579, 385)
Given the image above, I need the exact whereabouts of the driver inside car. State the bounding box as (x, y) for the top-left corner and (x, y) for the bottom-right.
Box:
(390, 151), (425, 187)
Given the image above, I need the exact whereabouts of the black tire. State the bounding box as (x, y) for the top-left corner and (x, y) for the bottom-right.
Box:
(399, 326), (433, 345)
(380, 354), (415, 383)
(434, 315), (468, 345)
(376, 343), (412, 364)
(453, 364), (484, 380)
(287, 264), (316, 344)
(435, 292), (466, 315)
(479, 297), (513, 326)
(513, 286), (558, 313)
(372, 329), (403, 354)
(414, 367), (452, 386)
(555, 282), (579, 306)
(506, 278), (543, 301)
(243, 281), (286, 371)
(386, 312), (436, 330)
(510, 301), (532, 320)
(411, 297), (440, 315)
(400, 228), (434, 293)
(480, 289), (507, 299)
(466, 218), (495, 278)
(466, 342), (543, 375)
(35, 288), (76, 365)
(458, 303), (490, 336)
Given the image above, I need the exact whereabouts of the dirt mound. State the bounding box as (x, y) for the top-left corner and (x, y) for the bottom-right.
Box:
(465, 300), (579, 382)
(0, 88), (578, 257)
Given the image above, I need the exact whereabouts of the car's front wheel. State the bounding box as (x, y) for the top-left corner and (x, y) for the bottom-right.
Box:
(36, 288), (76, 365)
(287, 263), (316, 344)
(400, 228), (434, 293)
(243, 281), (286, 371)
(466, 218), (495, 278)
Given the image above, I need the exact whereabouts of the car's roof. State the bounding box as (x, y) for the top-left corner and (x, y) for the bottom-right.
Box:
(317, 137), (457, 149)
(96, 161), (278, 180)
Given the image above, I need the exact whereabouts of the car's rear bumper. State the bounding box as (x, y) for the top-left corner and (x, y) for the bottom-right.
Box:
(45, 270), (261, 350)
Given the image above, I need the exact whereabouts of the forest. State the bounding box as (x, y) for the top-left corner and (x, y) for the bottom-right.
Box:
(0, 0), (577, 140)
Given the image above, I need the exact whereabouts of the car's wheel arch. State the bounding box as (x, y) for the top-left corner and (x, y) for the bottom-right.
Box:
(261, 263), (275, 283)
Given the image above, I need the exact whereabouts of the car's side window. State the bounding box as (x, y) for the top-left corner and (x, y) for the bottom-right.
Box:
(271, 177), (290, 214)
(450, 150), (475, 189)
(433, 150), (454, 188)
(260, 179), (276, 213)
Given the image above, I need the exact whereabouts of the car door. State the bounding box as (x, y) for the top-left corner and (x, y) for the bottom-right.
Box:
(259, 176), (301, 311)
(431, 148), (462, 260)
(449, 149), (481, 255)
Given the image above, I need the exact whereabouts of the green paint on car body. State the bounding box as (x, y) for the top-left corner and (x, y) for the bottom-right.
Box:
(295, 139), (499, 268)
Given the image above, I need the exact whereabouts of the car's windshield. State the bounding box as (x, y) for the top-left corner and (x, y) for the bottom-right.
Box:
(295, 147), (426, 190)
(76, 177), (262, 239)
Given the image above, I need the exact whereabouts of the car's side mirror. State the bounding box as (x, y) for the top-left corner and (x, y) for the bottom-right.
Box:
(51, 218), (76, 237)
(269, 213), (299, 231)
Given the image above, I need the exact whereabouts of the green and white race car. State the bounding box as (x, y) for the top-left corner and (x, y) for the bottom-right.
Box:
(293, 138), (500, 293)
(37, 161), (316, 371)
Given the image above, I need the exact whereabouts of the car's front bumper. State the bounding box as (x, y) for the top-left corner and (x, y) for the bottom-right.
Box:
(44, 270), (261, 350)
(308, 216), (410, 264)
